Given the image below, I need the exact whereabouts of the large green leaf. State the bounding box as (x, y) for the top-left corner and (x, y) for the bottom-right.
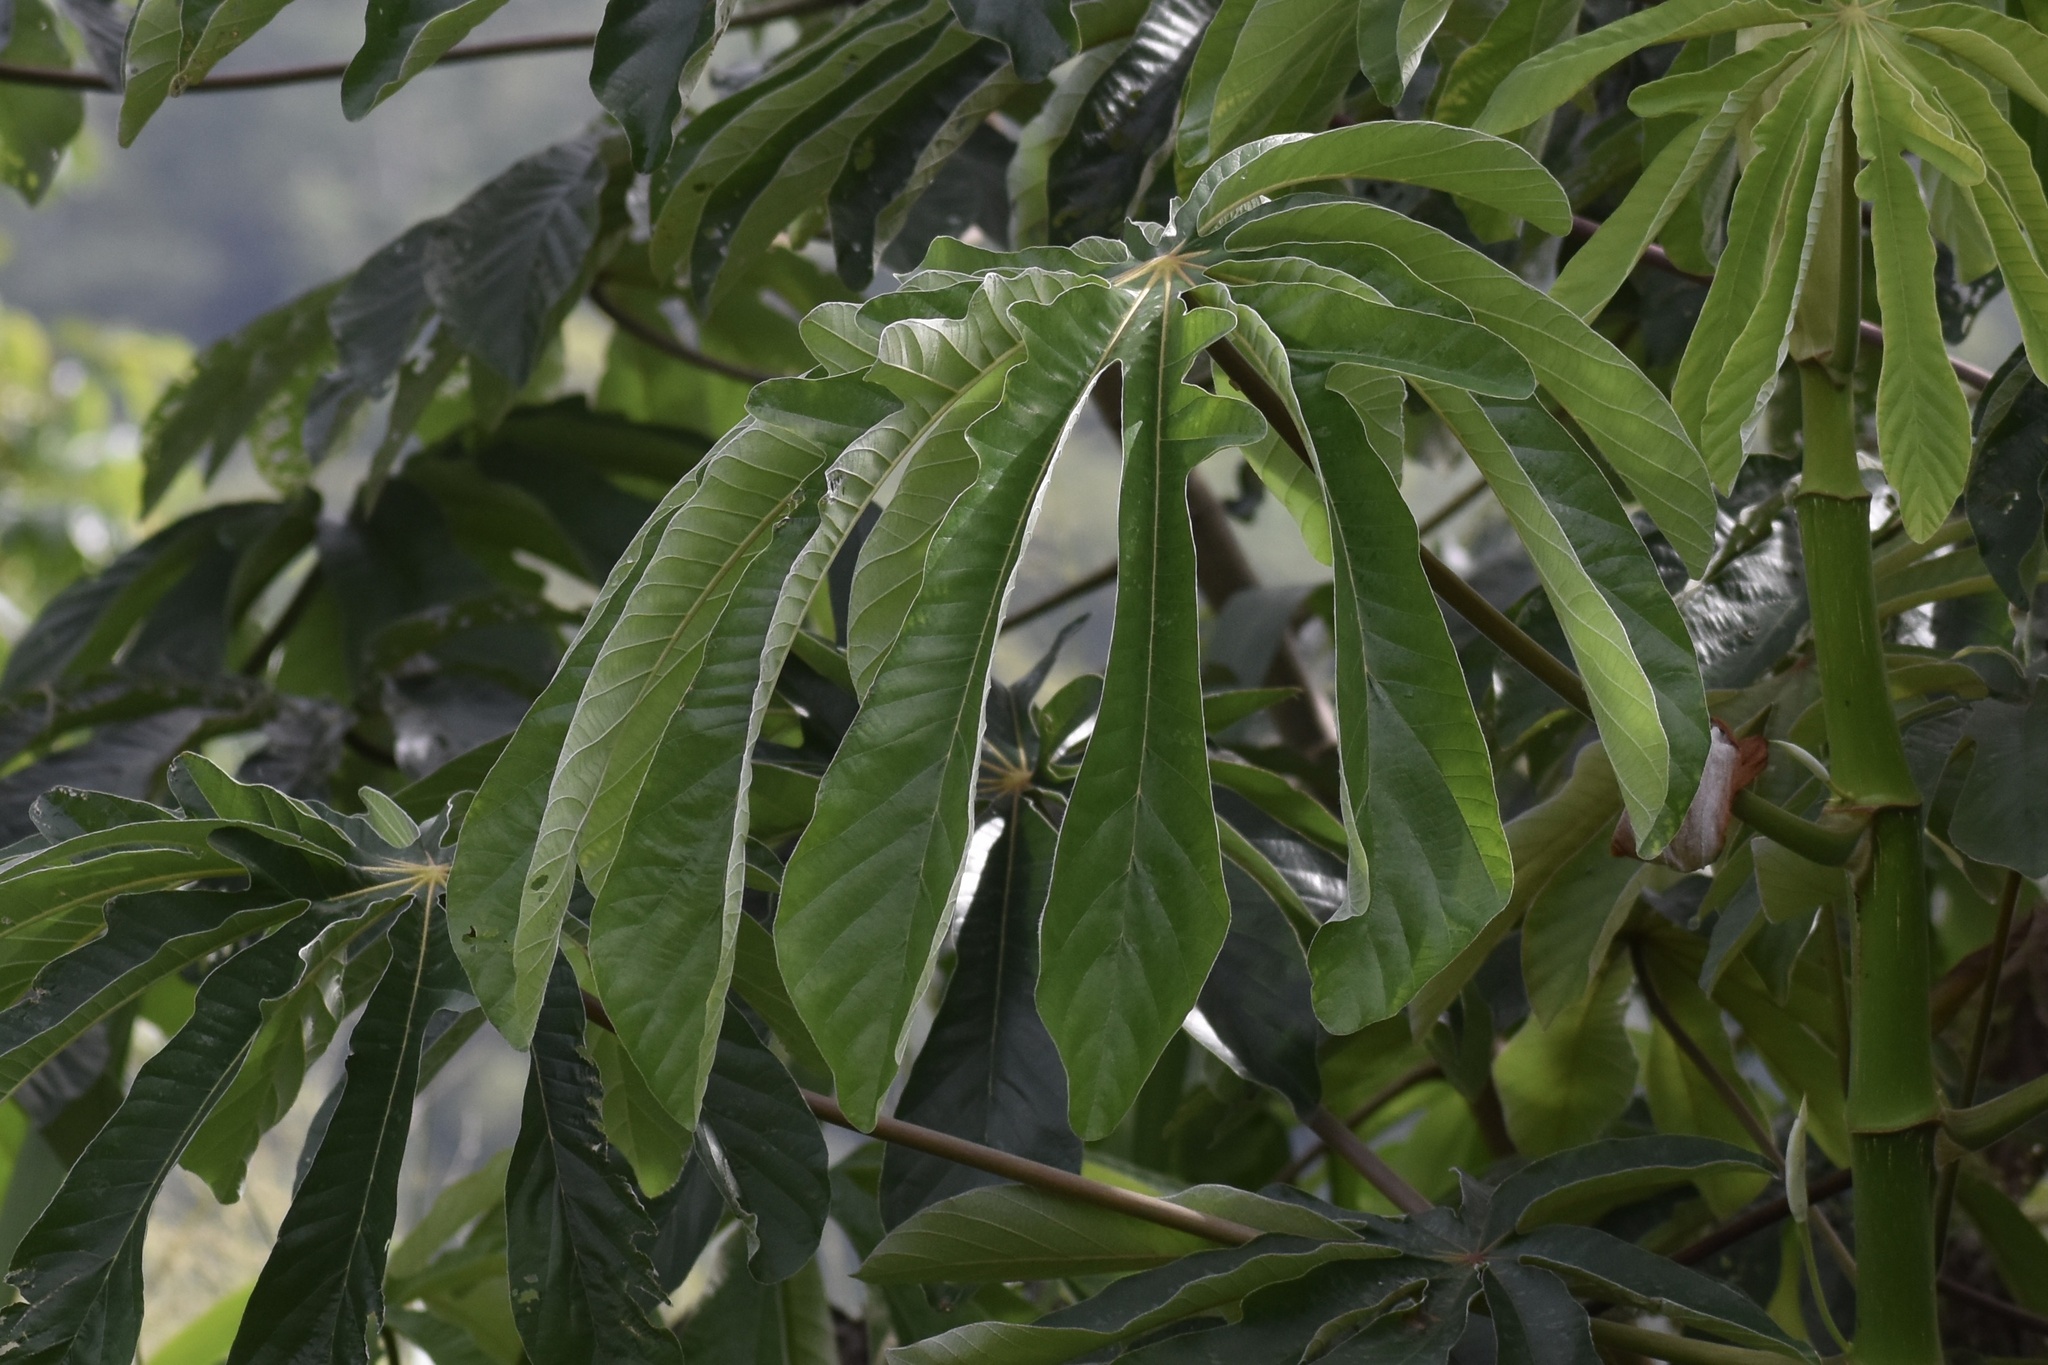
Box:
(948, 0), (1075, 80)
(1242, 354), (1511, 1033)
(1949, 681), (2048, 875)
(0, 915), (320, 1365)
(1421, 388), (1709, 856)
(504, 957), (680, 1365)
(697, 1002), (832, 1284)
(776, 278), (1135, 1128)
(1040, 292), (1254, 1138)
(445, 460), (705, 1039)
(1853, 47), (1976, 541)
(1186, 123), (1573, 237)
(1356, 0), (1453, 106)
(119, 0), (299, 143)
(592, 0), (732, 171)
(882, 800), (1081, 1225)
(1190, 0), (1359, 178)
(1223, 202), (1718, 572)
(226, 903), (468, 1365)
(586, 489), (821, 1135)
(499, 377), (887, 1046)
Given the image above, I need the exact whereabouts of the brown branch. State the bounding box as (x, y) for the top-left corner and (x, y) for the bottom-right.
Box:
(1274, 1060), (1442, 1183)
(1566, 214), (1993, 392)
(578, 989), (1260, 1248)
(800, 1088), (1262, 1247)
(1938, 1274), (2048, 1337)
(1630, 941), (1783, 1163)
(0, 0), (845, 93)
(1002, 558), (1118, 632)
(589, 282), (780, 386)
(1415, 473), (1491, 537)
(1671, 1168), (1854, 1266)
(1305, 1105), (1432, 1215)
(1935, 868), (2028, 1253)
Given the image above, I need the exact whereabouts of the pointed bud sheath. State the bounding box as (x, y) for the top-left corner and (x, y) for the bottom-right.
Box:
(1611, 722), (1767, 871)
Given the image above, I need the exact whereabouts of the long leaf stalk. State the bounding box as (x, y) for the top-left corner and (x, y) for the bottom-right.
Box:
(1930, 869), (2024, 1253)
(1793, 110), (1941, 1360)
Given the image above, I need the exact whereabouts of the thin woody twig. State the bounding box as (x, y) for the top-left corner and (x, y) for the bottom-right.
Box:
(589, 281), (781, 386)
(1630, 940), (1783, 1163)
(1305, 1104), (1432, 1215)
(1274, 1060), (1442, 1184)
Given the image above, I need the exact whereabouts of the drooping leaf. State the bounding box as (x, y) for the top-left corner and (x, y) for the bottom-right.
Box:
(592, 0), (730, 171)
(504, 956), (680, 1365)
(1421, 388), (1709, 857)
(697, 1002), (831, 1284)
(1222, 201), (1719, 573)
(0, 914), (320, 1365)
(1040, 293), (1254, 1138)
(777, 278), (1134, 1128)
(1355, 0), (1453, 106)
(882, 801), (1081, 1226)
(226, 902), (469, 1365)
(1194, 861), (1322, 1113)
(1853, 52), (1976, 541)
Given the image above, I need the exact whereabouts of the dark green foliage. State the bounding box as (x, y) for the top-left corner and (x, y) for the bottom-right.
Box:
(504, 956), (681, 1365)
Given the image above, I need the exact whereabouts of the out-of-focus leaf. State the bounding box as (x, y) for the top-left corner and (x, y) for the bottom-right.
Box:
(698, 1002), (831, 1284)
(1493, 963), (1634, 1156)
(0, 915), (319, 1365)
(1955, 1167), (2048, 1314)
(1194, 861), (1321, 1112)
(147, 1283), (255, 1365)
(948, 0), (1075, 80)
(226, 902), (469, 1365)
(882, 802), (1080, 1226)
(504, 956), (680, 1365)
(674, 1230), (835, 1365)
(1949, 680), (2048, 875)
(0, 0), (82, 205)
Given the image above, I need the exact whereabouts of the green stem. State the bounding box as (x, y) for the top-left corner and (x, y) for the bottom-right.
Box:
(1942, 1069), (2048, 1152)
(1587, 1318), (1820, 1365)
(1797, 287), (1941, 1360)
(1729, 788), (1864, 865)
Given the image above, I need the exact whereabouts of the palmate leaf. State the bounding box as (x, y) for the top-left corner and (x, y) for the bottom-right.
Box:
(504, 957), (679, 1365)
(0, 913), (321, 1365)
(1479, 0), (2048, 526)
(226, 901), (469, 1365)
